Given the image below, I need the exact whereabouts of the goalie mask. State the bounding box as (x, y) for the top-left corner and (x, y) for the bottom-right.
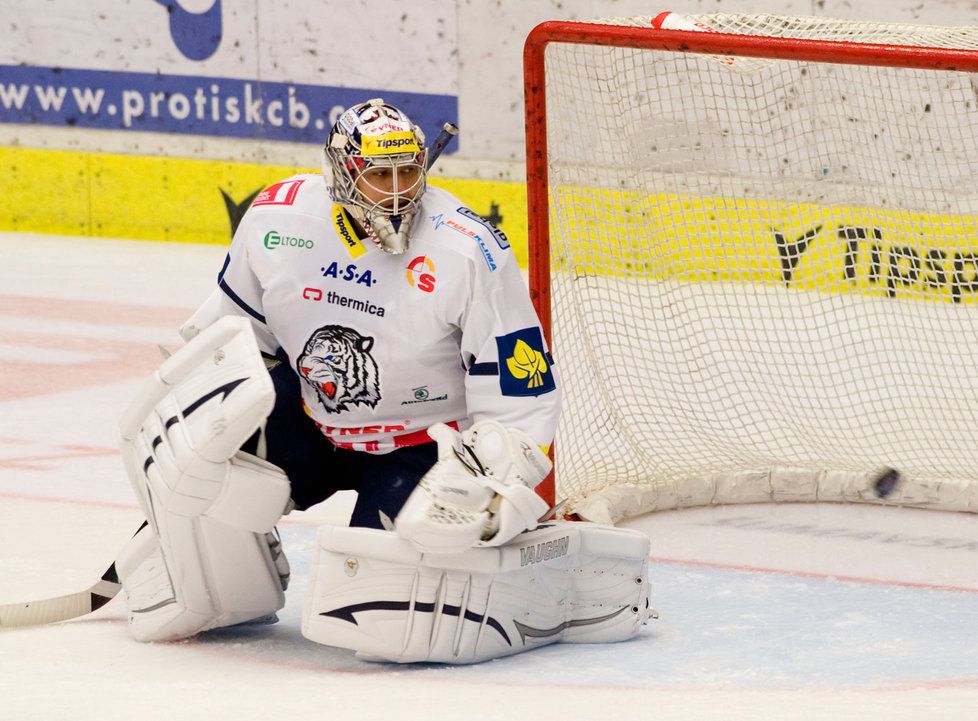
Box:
(324, 99), (428, 254)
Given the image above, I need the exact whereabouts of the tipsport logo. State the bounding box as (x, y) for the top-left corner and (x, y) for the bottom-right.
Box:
(333, 206), (368, 259)
(154, 1), (223, 62)
(361, 132), (420, 156)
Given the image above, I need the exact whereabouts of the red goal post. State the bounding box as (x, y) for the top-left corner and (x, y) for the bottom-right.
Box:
(523, 15), (978, 523)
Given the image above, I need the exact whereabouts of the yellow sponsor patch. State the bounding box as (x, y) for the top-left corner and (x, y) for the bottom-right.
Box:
(332, 205), (367, 259)
(360, 131), (419, 156)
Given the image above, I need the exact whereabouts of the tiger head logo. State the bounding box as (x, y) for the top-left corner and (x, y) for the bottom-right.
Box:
(296, 325), (381, 413)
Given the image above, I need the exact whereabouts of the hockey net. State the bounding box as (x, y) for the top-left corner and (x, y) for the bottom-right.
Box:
(524, 14), (978, 524)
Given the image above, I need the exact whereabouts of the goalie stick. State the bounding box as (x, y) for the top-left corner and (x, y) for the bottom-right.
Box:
(0, 521), (146, 629)
(425, 122), (459, 171)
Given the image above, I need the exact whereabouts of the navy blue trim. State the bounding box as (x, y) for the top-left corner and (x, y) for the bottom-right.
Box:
(466, 352), (554, 377)
(217, 252), (231, 284)
(468, 362), (498, 376)
(219, 279), (267, 324)
(321, 600), (511, 646)
(182, 378), (248, 417)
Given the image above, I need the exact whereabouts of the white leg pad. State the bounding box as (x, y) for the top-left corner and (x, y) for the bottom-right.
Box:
(116, 520), (288, 642)
(301, 521), (652, 664)
(116, 316), (291, 642)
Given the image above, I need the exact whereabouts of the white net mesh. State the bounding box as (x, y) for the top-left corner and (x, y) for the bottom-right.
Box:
(537, 14), (978, 523)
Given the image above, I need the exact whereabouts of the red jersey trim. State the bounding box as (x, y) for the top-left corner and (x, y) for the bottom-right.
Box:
(252, 179), (304, 206)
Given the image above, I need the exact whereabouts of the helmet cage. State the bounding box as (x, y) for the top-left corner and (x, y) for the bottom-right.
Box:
(327, 148), (428, 219)
(323, 99), (428, 254)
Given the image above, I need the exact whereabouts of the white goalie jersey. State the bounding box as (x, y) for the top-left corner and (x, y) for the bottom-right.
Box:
(196, 173), (561, 453)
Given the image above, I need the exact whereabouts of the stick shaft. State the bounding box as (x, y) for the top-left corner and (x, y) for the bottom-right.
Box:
(426, 122), (460, 170)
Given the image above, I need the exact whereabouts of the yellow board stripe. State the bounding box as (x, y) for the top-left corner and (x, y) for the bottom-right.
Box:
(16, 146), (972, 306)
(0, 147), (526, 267)
(0, 146), (302, 243)
(557, 189), (978, 305)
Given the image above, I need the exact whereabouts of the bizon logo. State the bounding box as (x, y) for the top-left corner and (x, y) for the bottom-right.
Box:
(154, 0), (223, 61)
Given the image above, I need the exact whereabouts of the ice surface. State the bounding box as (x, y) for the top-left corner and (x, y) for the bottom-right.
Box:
(1, 232), (977, 720)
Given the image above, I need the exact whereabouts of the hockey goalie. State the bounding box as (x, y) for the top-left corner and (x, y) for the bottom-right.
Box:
(114, 98), (653, 663)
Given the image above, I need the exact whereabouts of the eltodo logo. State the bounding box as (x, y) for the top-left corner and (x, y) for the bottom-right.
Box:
(264, 230), (315, 250)
(406, 255), (436, 293)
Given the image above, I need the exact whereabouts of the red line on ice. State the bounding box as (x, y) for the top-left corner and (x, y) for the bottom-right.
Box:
(651, 554), (978, 593)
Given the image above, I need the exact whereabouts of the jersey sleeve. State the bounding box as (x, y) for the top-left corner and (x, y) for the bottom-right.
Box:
(208, 214), (280, 356)
(459, 249), (562, 447)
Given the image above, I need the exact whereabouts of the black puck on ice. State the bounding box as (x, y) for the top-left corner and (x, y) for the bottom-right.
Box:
(872, 468), (901, 499)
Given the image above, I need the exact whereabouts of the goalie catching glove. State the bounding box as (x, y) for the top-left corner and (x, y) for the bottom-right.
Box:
(394, 420), (552, 553)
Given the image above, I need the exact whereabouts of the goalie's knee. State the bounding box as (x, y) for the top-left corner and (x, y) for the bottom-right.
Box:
(301, 521), (652, 664)
(117, 521), (289, 642)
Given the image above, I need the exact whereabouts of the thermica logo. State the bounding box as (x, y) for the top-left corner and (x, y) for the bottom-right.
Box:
(263, 230), (314, 249)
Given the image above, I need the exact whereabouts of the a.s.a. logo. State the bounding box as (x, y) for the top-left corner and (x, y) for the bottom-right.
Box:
(296, 325), (381, 413)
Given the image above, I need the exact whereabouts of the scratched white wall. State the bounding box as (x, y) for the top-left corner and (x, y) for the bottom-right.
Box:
(1, 0), (977, 177)
(0, 0), (457, 94)
(459, 0), (978, 170)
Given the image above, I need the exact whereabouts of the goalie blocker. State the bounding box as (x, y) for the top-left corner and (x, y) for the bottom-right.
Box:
(303, 521), (653, 664)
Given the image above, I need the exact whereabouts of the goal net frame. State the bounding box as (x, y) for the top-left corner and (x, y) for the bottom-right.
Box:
(523, 17), (978, 523)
